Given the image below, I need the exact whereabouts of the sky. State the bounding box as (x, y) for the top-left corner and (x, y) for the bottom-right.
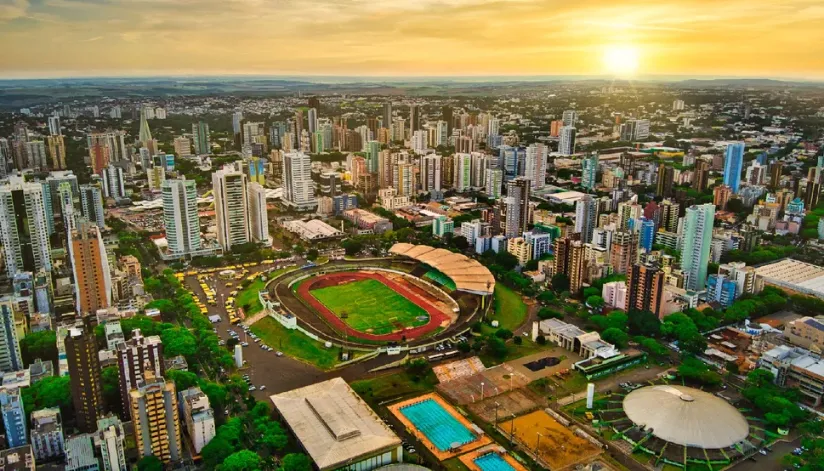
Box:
(1, 0), (823, 80)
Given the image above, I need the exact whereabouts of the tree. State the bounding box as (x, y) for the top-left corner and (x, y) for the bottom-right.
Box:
(485, 337), (508, 359)
(280, 453), (312, 471)
(678, 356), (722, 386)
(221, 450), (262, 471)
(536, 335), (547, 345)
(167, 370), (199, 391)
(19, 330), (58, 365)
(21, 376), (71, 417)
(306, 249), (319, 261)
(537, 308), (563, 320)
(102, 366), (121, 414)
(550, 273), (570, 293)
(601, 328), (629, 348)
(591, 311), (628, 332)
(342, 240), (363, 256)
(585, 295), (605, 310)
(513, 336), (523, 345)
(536, 291), (556, 303)
(405, 359), (429, 378)
(628, 310), (661, 337)
(137, 455), (163, 471)
(495, 329), (514, 340)
(160, 327), (198, 358)
(450, 236), (469, 251)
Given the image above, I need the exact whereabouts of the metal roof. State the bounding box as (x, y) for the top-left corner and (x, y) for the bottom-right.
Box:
(271, 378), (401, 471)
(622, 385), (749, 449)
(389, 243), (495, 295)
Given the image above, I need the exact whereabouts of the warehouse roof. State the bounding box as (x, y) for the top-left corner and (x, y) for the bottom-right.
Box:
(271, 378), (401, 471)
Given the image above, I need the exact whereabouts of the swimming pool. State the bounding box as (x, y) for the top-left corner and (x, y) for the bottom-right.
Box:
(399, 398), (476, 451)
(474, 453), (516, 471)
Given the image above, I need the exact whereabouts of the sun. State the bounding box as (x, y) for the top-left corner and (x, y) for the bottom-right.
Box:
(602, 45), (640, 77)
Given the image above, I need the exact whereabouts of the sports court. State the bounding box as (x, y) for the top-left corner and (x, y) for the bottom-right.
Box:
(499, 410), (602, 469)
(458, 445), (528, 471)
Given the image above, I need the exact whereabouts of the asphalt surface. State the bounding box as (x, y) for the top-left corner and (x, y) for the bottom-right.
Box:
(183, 264), (398, 400)
(727, 438), (799, 471)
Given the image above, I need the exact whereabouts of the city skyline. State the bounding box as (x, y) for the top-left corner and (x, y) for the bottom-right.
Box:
(1, 0), (823, 80)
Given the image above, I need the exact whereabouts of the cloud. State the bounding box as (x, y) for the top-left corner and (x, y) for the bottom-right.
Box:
(0, 0), (29, 20)
(81, 35), (101, 41)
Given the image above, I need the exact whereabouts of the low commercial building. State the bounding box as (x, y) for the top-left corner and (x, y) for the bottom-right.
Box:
(30, 408), (64, 461)
(786, 316), (824, 351)
(343, 209), (393, 234)
(537, 318), (618, 360)
(283, 219), (344, 241)
(270, 378), (402, 471)
(0, 445), (35, 471)
(65, 435), (98, 471)
(179, 387), (215, 454)
(760, 345), (824, 406)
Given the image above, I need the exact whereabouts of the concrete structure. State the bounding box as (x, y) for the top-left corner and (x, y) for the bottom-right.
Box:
(0, 446), (35, 471)
(0, 299), (24, 372)
(507, 237), (532, 266)
(30, 408), (64, 461)
(761, 345), (824, 406)
(94, 415), (127, 471)
(537, 318), (618, 360)
(602, 281), (627, 310)
(270, 378), (403, 471)
(192, 121), (211, 155)
(786, 316), (824, 351)
(161, 178), (201, 258)
(389, 243), (495, 295)
(65, 435), (98, 471)
(71, 222), (112, 315)
(283, 151), (317, 211)
(432, 216), (454, 237)
(117, 329), (164, 419)
(0, 178), (51, 277)
(627, 263), (665, 317)
(101, 166), (125, 199)
(723, 143), (745, 193)
(754, 259), (824, 300)
(0, 388), (27, 447)
(213, 167), (250, 250)
(247, 182), (270, 244)
(66, 326), (105, 433)
(179, 387), (215, 454)
(558, 126), (576, 155)
(504, 178), (530, 239)
(283, 219), (344, 241)
(129, 371), (182, 463)
(681, 204), (715, 291)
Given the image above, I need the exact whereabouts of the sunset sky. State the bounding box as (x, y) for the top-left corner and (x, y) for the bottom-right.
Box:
(1, 0), (823, 79)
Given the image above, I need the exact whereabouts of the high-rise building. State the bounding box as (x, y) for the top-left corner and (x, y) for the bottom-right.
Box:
(485, 169), (503, 199)
(30, 408), (64, 461)
(102, 166), (126, 200)
(283, 151), (317, 211)
(94, 415), (127, 471)
(692, 159), (710, 191)
(242, 122), (264, 149)
(575, 195), (597, 243)
(454, 153), (472, 191)
(116, 330), (164, 418)
(231, 112), (243, 139)
(581, 153), (598, 190)
(129, 371), (182, 463)
(0, 299), (23, 372)
(769, 161), (784, 189)
(307, 108), (318, 134)
(610, 231), (639, 275)
(192, 122), (211, 155)
(48, 116), (61, 136)
(656, 163), (674, 197)
(24, 141), (47, 170)
(212, 168), (250, 250)
(638, 217), (656, 252)
(46, 135), (66, 170)
(173, 137), (192, 158)
(562, 110), (578, 126)
(365, 140), (380, 174)
(0, 388), (27, 447)
(723, 143), (745, 193)
(558, 126), (576, 155)
(70, 222), (112, 315)
(0, 179), (51, 277)
(408, 104), (420, 133)
(79, 184), (105, 228)
(713, 185), (733, 210)
(382, 103), (393, 131)
(673, 99), (685, 111)
(681, 204), (716, 291)
(179, 387), (215, 454)
(421, 154), (442, 193)
(504, 178), (530, 239)
(138, 107), (153, 145)
(526, 143), (547, 189)
(553, 238), (586, 292)
(247, 182), (269, 244)
(66, 326), (105, 433)
(549, 120), (563, 137)
(627, 263), (665, 317)
(659, 199), (680, 233)
(161, 179), (201, 257)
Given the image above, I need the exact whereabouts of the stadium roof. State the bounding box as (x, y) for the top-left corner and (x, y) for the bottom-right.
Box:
(271, 378), (401, 471)
(622, 385), (749, 449)
(389, 243), (495, 295)
(755, 259), (824, 299)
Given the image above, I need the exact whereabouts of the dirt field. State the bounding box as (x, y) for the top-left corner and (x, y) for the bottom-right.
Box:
(437, 363), (531, 405)
(499, 410), (601, 470)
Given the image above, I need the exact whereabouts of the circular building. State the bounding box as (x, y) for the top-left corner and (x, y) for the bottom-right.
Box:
(622, 385), (749, 449)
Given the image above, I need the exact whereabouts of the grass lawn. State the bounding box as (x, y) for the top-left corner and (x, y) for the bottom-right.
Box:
(442, 459), (470, 471)
(480, 337), (547, 366)
(250, 316), (340, 370)
(489, 285), (528, 331)
(310, 278), (429, 335)
(350, 370), (438, 409)
(237, 278), (266, 315)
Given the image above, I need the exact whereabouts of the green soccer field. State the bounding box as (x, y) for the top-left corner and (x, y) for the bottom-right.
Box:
(309, 278), (430, 335)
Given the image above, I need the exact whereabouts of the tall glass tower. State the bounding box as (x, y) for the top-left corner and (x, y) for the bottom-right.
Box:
(681, 203), (716, 291)
(723, 143), (745, 193)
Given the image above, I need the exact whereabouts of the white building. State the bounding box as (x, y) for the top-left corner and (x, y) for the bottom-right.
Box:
(558, 126), (577, 155)
(526, 143), (547, 189)
(602, 281), (627, 310)
(486, 168), (503, 199)
(212, 167), (250, 250)
(30, 408), (64, 461)
(94, 415), (127, 471)
(421, 154), (442, 192)
(0, 178), (52, 277)
(102, 166), (126, 199)
(247, 183), (270, 244)
(179, 387), (215, 454)
(283, 151), (317, 211)
(454, 153), (472, 191)
(161, 179), (201, 257)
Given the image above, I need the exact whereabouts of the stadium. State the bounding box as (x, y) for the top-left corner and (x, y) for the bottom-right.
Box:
(596, 385), (768, 469)
(263, 244), (494, 348)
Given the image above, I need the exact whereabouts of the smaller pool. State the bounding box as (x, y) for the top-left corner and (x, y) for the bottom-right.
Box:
(399, 398), (476, 451)
(474, 453), (516, 471)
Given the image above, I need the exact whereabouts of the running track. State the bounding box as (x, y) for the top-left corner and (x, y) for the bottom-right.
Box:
(295, 271), (450, 341)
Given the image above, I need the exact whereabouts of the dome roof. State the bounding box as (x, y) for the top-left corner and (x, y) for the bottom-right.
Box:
(622, 385), (749, 449)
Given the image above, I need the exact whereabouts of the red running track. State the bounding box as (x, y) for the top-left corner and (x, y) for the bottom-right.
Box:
(295, 271), (450, 342)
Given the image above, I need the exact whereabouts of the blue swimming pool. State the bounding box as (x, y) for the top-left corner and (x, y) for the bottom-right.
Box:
(399, 398), (476, 451)
(474, 453), (516, 471)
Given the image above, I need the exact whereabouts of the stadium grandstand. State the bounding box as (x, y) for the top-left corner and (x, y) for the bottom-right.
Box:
(389, 243), (495, 295)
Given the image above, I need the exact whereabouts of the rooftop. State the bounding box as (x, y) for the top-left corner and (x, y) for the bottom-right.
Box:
(389, 243), (495, 295)
(65, 435), (97, 471)
(0, 446), (34, 471)
(270, 377), (401, 471)
(283, 219), (344, 240)
(755, 259), (824, 299)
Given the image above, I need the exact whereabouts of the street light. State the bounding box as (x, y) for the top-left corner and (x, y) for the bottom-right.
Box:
(480, 381), (485, 400)
(494, 402), (500, 425)
(535, 432), (543, 454)
(509, 413), (516, 444)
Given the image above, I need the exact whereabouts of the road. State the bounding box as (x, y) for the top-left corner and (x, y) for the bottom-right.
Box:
(182, 263), (398, 400)
(727, 438), (799, 471)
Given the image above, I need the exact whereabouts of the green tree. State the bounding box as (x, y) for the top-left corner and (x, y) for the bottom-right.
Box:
(586, 295), (605, 309)
(21, 376), (71, 417)
(601, 328), (629, 348)
(220, 450), (262, 471)
(306, 249), (319, 261)
(137, 455), (163, 471)
(202, 437), (236, 470)
(167, 370), (199, 391)
(101, 366), (121, 414)
(628, 310), (661, 337)
(485, 336), (508, 359)
(537, 308), (563, 320)
(279, 453), (312, 471)
(495, 329), (514, 340)
(678, 356), (722, 386)
(160, 327), (198, 358)
(19, 330), (58, 366)
(550, 273), (570, 293)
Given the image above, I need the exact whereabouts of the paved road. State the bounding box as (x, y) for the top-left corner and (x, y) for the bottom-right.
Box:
(183, 266), (397, 400)
(727, 438), (798, 471)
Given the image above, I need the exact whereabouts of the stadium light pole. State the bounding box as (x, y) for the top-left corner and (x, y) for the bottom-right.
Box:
(535, 432), (543, 454)
(494, 402), (500, 425)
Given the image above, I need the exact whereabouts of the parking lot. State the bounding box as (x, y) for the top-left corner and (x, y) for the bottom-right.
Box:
(181, 262), (399, 399)
(728, 438), (800, 471)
